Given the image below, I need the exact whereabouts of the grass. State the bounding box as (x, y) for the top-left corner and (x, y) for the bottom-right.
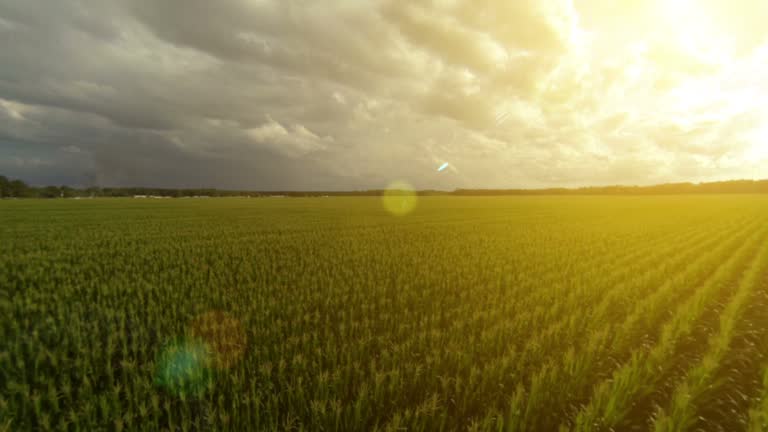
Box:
(2, 196), (768, 431)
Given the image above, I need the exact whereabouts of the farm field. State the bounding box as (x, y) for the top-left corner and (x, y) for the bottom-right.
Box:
(3, 195), (768, 431)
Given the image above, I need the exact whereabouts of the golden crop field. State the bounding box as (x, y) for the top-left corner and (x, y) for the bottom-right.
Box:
(2, 196), (768, 431)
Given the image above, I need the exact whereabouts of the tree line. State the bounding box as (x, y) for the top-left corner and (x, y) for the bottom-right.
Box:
(453, 180), (768, 195)
(2, 174), (768, 198)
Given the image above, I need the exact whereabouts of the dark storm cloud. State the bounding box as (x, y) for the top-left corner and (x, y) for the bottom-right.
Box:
(0, 0), (363, 188)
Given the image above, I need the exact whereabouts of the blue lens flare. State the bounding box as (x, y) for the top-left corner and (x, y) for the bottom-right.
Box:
(155, 338), (213, 396)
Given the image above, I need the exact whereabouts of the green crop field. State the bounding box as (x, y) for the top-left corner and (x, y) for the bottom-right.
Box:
(3, 196), (768, 431)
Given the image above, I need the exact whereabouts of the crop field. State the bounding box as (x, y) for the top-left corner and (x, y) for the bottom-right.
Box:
(3, 195), (768, 431)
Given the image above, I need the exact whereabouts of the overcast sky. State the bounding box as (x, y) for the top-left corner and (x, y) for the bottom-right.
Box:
(1, 0), (768, 190)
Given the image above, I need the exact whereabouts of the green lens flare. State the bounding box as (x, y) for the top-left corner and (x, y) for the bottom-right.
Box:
(155, 338), (213, 396)
(382, 180), (418, 216)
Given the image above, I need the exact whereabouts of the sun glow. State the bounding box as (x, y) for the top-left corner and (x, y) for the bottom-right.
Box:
(745, 125), (768, 162)
(660, 0), (733, 66)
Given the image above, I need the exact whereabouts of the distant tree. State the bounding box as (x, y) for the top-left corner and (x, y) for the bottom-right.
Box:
(84, 186), (101, 197)
(0, 175), (8, 198)
(59, 186), (75, 198)
(40, 185), (61, 198)
(8, 179), (30, 198)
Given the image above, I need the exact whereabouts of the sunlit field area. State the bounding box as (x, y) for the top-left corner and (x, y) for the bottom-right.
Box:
(3, 196), (768, 431)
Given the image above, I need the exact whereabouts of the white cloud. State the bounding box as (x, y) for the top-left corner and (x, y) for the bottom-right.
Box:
(246, 117), (333, 158)
(0, 98), (28, 121)
(4, 156), (54, 168)
(61, 145), (83, 153)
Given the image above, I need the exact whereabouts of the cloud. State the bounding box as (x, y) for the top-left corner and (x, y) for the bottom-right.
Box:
(4, 156), (53, 168)
(61, 145), (83, 154)
(246, 117), (333, 157)
(381, 2), (506, 74)
(0, 0), (767, 189)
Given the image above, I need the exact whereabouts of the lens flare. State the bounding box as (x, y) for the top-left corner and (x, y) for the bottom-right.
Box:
(382, 180), (418, 216)
(189, 311), (247, 369)
(155, 338), (213, 396)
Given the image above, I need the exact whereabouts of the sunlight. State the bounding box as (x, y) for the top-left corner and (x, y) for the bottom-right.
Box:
(660, 0), (732, 66)
(745, 125), (768, 162)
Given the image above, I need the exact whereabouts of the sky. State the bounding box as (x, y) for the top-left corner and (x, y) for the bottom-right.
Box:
(1, 0), (768, 190)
